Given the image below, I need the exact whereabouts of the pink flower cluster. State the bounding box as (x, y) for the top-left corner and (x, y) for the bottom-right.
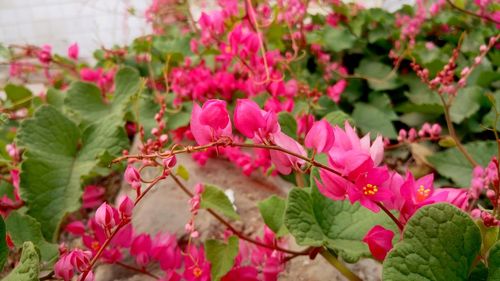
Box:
(397, 123), (442, 143)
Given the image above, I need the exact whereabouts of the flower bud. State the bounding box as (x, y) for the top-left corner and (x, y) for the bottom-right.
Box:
(117, 195), (134, 218)
(95, 203), (116, 229)
(304, 120), (335, 153)
(124, 165), (141, 190)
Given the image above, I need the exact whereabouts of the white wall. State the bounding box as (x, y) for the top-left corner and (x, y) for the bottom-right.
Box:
(0, 0), (152, 60)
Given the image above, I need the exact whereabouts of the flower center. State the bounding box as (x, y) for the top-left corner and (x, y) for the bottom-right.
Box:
(91, 241), (100, 251)
(416, 185), (431, 202)
(193, 267), (203, 277)
(363, 183), (378, 196)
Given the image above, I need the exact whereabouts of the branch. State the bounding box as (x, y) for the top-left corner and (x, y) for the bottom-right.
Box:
(445, 0), (500, 25)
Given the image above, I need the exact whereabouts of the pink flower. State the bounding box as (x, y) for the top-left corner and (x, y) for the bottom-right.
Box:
(10, 169), (20, 201)
(315, 169), (349, 200)
(347, 167), (392, 212)
(54, 252), (74, 281)
(432, 188), (468, 210)
(117, 195), (134, 218)
(183, 245), (211, 281)
(124, 165), (142, 190)
(151, 232), (182, 271)
(68, 43), (79, 60)
(37, 44), (52, 64)
(362, 225), (394, 261)
(190, 100), (232, 145)
(234, 99), (280, 141)
(327, 80), (347, 104)
(95, 203), (117, 229)
(82, 185), (105, 209)
(65, 221), (86, 236)
(305, 120), (335, 153)
(130, 234), (152, 267)
(269, 132), (306, 175)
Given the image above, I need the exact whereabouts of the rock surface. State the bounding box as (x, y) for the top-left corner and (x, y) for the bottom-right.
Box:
(95, 153), (382, 281)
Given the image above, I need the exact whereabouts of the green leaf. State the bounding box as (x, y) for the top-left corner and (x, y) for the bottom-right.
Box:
(46, 88), (64, 109)
(427, 141), (497, 187)
(450, 86), (484, 123)
(278, 112), (297, 139)
(355, 60), (400, 91)
(488, 241), (500, 280)
(3, 242), (40, 281)
(176, 165), (190, 181)
(0, 216), (6, 271)
(402, 75), (441, 105)
(323, 26), (357, 52)
(323, 111), (354, 127)
(205, 236), (239, 281)
(200, 184), (240, 220)
(284, 186), (397, 262)
(65, 67), (141, 125)
(6, 212), (58, 263)
(4, 84), (32, 110)
(258, 195), (288, 236)
(383, 203), (481, 281)
(352, 103), (397, 139)
(17, 105), (128, 241)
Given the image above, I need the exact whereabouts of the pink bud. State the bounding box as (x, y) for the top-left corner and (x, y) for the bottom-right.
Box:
(162, 155), (177, 169)
(398, 129), (407, 142)
(198, 100), (230, 129)
(362, 225), (394, 261)
(430, 124), (442, 137)
(408, 128), (417, 141)
(65, 221), (86, 236)
(460, 67), (470, 77)
(304, 120), (335, 153)
(124, 165), (141, 190)
(54, 253), (74, 281)
(479, 44), (487, 52)
(68, 43), (79, 60)
(95, 203), (116, 229)
(474, 56), (482, 65)
(117, 195), (134, 218)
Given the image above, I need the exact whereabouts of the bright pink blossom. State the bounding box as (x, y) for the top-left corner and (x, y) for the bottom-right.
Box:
(68, 43), (79, 60)
(37, 45), (52, 64)
(95, 203), (117, 229)
(305, 120), (335, 153)
(65, 221), (86, 236)
(190, 100), (232, 145)
(363, 225), (394, 261)
(151, 232), (182, 271)
(269, 131), (306, 175)
(234, 99), (280, 141)
(130, 234), (152, 267)
(183, 245), (211, 281)
(82, 185), (105, 209)
(124, 165), (142, 190)
(348, 167), (392, 212)
(117, 195), (134, 218)
(326, 80), (347, 103)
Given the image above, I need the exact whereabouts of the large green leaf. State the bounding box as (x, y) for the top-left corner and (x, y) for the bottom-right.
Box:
(0, 216), (6, 271)
(355, 60), (400, 91)
(383, 203), (481, 281)
(17, 105), (128, 241)
(258, 195), (288, 236)
(278, 112), (297, 139)
(5, 211), (58, 263)
(323, 111), (354, 127)
(3, 242), (40, 281)
(449, 86), (484, 124)
(352, 102), (397, 139)
(200, 184), (240, 220)
(427, 141), (497, 187)
(205, 236), (239, 281)
(488, 241), (500, 280)
(284, 186), (397, 262)
(4, 84), (32, 110)
(65, 66), (141, 125)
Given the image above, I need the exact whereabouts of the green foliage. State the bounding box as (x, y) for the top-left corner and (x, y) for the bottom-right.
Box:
(3, 242), (40, 281)
(200, 184), (240, 220)
(0, 216), (6, 271)
(205, 236), (239, 281)
(278, 112), (297, 138)
(383, 203), (481, 281)
(323, 111), (354, 127)
(449, 86), (484, 124)
(4, 84), (32, 110)
(355, 60), (400, 91)
(352, 102), (397, 138)
(258, 195), (288, 236)
(5, 212), (58, 263)
(488, 241), (500, 280)
(428, 141), (497, 187)
(284, 186), (397, 263)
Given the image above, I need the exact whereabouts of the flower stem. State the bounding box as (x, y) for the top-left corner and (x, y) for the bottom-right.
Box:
(376, 202), (404, 232)
(439, 95), (479, 167)
(320, 249), (362, 281)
